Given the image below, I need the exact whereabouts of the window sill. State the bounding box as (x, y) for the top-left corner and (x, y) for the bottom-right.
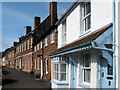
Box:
(51, 80), (69, 85)
(61, 42), (67, 47)
(78, 83), (90, 88)
(79, 29), (91, 38)
(44, 45), (48, 48)
(50, 41), (55, 45)
(45, 71), (48, 74)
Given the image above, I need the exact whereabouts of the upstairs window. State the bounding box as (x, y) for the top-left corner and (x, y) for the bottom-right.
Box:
(50, 31), (55, 44)
(40, 41), (42, 49)
(28, 39), (30, 49)
(31, 38), (33, 48)
(82, 2), (91, 32)
(44, 37), (48, 47)
(62, 21), (66, 45)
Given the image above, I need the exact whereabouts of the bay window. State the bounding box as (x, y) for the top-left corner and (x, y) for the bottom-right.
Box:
(53, 55), (68, 81)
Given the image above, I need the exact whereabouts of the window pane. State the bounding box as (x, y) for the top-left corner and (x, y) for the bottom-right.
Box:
(60, 64), (66, 72)
(56, 72), (59, 80)
(86, 3), (91, 15)
(60, 73), (66, 81)
(55, 64), (58, 71)
(83, 53), (90, 67)
(86, 15), (91, 30)
(84, 69), (91, 83)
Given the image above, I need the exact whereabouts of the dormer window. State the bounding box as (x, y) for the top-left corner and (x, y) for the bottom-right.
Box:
(82, 2), (91, 32)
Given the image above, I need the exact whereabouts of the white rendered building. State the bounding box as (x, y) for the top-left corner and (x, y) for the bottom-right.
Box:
(50, 0), (120, 89)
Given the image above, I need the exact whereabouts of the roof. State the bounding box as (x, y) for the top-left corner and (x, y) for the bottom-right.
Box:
(51, 23), (112, 55)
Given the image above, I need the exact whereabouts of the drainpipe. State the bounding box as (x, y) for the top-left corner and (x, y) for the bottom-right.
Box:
(112, 0), (116, 88)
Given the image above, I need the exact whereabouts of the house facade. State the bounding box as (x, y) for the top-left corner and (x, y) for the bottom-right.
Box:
(15, 26), (33, 73)
(33, 2), (58, 80)
(50, 0), (120, 89)
(5, 47), (15, 69)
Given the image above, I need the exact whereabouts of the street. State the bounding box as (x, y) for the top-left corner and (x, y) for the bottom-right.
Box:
(2, 67), (51, 89)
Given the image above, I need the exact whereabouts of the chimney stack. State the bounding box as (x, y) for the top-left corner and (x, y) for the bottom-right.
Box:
(26, 26), (31, 34)
(34, 16), (40, 28)
(49, 2), (57, 26)
(13, 42), (17, 46)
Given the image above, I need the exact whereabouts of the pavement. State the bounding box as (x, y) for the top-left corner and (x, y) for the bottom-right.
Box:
(2, 67), (51, 89)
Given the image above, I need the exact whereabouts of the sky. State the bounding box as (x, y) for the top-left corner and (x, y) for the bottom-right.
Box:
(1, 1), (72, 52)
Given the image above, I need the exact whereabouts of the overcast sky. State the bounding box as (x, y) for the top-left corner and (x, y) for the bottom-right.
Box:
(1, 2), (72, 52)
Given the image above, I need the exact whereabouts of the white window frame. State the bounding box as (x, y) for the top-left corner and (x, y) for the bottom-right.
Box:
(24, 42), (26, 50)
(45, 59), (48, 74)
(44, 37), (48, 47)
(52, 56), (68, 82)
(28, 39), (30, 49)
(31, 56), (33, 67)
(82, 52), (91, 84)
(30, 38), (33, 48)
(50, 31), (55, 44)
(40, 41), (42, 49)
(82, 2), (91, 32)
(22, 43), (23, 51)
(20, 45), (21, 52)
(37, 43), (39, 50)
(37, 59), (39, 70)
(62, 20), (67, 45)
(34, 46), (36, 52)
(34, 60), (36, 70)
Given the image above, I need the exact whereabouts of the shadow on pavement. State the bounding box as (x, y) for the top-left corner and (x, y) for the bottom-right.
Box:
(2, 79), (18, 85)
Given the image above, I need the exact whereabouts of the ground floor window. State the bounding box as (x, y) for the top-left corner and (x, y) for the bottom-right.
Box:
(45, 59), (48, 74)
(82, 52), (91, 83)
(52, 55), (67, 81)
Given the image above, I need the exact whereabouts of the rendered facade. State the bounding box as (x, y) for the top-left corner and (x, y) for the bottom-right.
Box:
(50, 0), (120, 89)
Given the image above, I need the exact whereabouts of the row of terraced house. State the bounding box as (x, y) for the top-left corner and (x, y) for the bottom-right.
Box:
(2, 0), (120, 89)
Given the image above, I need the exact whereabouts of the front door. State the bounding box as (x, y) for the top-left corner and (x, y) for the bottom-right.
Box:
(70, 61), (77, 88)
(100, 57), (114, 88)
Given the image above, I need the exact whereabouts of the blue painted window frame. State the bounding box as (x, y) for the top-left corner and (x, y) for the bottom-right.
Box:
(52, 56), (69, 84)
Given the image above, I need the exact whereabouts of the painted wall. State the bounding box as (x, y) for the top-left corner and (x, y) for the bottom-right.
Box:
(58, 24), (62, 48)
(66, 5), (80, 45)
(91, 0), (112, 31)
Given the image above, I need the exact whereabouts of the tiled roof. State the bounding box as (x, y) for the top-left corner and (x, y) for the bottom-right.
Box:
(51, 23), (112, 54)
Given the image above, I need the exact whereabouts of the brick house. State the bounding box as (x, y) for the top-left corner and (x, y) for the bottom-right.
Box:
(5, 46), (15, 69)
(14, 26), (33, 73)
(32, 2), (58, 80)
